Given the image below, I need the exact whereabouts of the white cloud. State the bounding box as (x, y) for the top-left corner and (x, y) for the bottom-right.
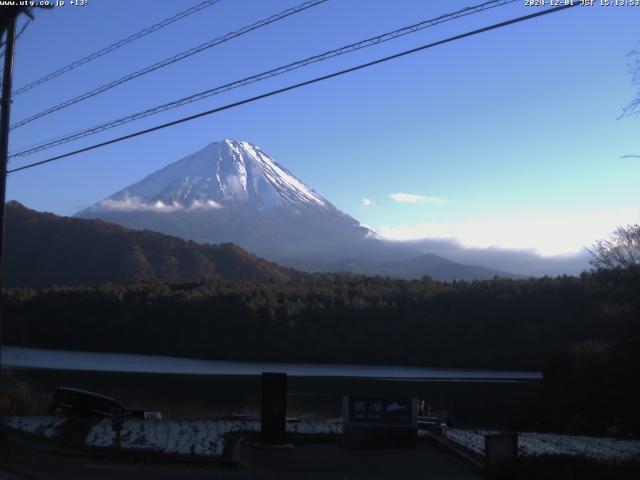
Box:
(190, 199), (223, 210)
(361, 197), (376, 207)
(97, 195), (223, 212)
(377, 208), (640, 256)
(358, 222), (381, 239)
(389, 193), (444, 204)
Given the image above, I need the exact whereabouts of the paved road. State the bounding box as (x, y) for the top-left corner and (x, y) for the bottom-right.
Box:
(1, 443), (482, 480)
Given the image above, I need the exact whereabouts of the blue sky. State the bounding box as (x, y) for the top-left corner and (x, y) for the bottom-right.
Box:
(6, 0), (640, 255)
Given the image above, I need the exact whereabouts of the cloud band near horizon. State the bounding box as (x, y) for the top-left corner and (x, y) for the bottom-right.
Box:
(376, 208), (639, 256)
(389, 193), (444, 204)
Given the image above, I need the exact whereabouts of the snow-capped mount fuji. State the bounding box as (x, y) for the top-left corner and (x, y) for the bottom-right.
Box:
(93, 139), (330, 211)
(140, 140), (327, 209)
(77, 139), (376, 261)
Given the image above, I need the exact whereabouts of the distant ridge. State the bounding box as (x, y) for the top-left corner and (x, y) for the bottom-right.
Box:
(320, 254), (523, 281)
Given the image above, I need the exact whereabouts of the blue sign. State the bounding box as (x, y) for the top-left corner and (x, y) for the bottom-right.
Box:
(349, 398), (413, 424)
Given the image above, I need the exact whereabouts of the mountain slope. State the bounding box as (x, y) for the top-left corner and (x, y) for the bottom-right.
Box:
(76, 139), (373, 260)
(4, 202), (300, 288)
(100, 138), (329, 210)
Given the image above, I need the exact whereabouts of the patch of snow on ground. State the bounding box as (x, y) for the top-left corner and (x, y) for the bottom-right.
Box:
(85, 419), (116, 448)
(445, 429), (640, 461)
(287, 420), (342, 435)
(2, 416), (67, 438)
(517, 432), (640, 461)
(445, 429), (488, 456)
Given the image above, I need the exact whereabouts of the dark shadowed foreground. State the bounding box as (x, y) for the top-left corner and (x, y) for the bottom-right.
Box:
(0, 440), (482, 480)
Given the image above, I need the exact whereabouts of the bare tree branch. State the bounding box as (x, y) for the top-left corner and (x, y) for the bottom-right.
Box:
(620, 45), (640, 118)
(588, 222), (640, 270)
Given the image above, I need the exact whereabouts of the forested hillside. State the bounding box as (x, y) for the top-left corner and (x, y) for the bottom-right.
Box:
(4, 201), (300, 287)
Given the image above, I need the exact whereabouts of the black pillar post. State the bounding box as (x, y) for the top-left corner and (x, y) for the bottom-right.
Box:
(261, 372), (287, 444)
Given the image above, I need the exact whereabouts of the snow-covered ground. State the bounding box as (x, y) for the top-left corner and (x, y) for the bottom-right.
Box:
(86, 418), (343, 457)
(1, 416), (67, 438)
(5, 416), (640, 462)
(444, 429), (640, 462)
(3, 415), (342, 458)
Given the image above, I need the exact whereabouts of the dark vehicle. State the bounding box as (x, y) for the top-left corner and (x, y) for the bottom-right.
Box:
(49, 387), (146, 419)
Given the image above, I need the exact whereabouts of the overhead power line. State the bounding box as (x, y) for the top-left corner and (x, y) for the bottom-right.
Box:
(15, 19), (30, 41)
(12, 0), (223, 96)
(10, 0), (517, 159)
(9, 0), (328, 130)
(0, 19), (30, 61)
(1, 19), (30, 46)
(7, 3), (577, 175)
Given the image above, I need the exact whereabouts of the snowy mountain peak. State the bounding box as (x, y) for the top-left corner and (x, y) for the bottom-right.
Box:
(89, 139), (330, 212)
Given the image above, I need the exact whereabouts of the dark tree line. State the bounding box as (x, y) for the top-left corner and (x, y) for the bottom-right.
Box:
(2, 274), (585, 369)
(3, 271), (636, 370)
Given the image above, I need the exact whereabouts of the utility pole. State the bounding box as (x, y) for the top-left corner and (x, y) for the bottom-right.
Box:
(0, 9), (19, 373)
(0, 6), (50, 373)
